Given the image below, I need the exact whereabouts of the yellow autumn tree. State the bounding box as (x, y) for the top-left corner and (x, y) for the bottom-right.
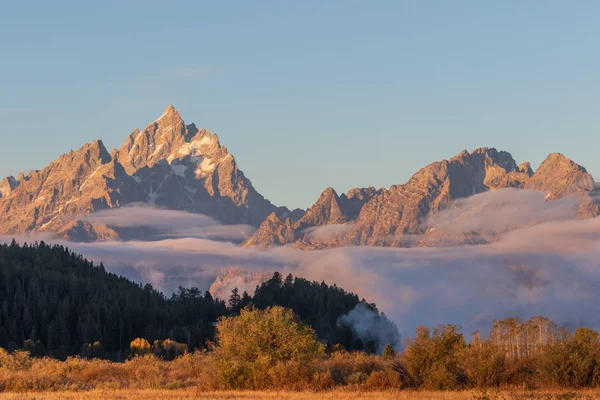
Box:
(129, 338), (151, 356)
(211, 306), (325, 389)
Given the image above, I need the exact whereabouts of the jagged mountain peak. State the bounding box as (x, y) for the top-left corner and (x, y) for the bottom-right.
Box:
(148, 105), (185, 131)
(265, 211), (283, 223)
(319, 187), (339, 200)
(244, 147), (598, 250)
(0, 106), (289, 239)
(294, 186), (348, 232)
(156, 104), (179, 120)
(116, 107), (192, 174)
(51, 140), (112, 174)
(241, 212), (295, 249)
(450, 149), (470, 160)
(450, 147), (517, 172)
(346, 187), (378, 199)
(442, 147), (525, 199)
(116, 106), (231, 179)
(537, 153), (589, 174)
(1, 176), (17, 185)
(526, 152), (595, 201)
(517, 162), (534, 176)
(0, 176), (20, 198)
(3, 105), (598, 250)
(338, 187), (379, 220)
(71, 139), (110, 159)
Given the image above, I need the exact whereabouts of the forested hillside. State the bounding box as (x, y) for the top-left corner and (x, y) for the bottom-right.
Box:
(251, 272), (397, 352)
(0, 240), (226, 359)
(0, 241), (392, 360)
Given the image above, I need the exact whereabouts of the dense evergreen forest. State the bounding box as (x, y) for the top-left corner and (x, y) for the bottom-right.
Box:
(0, 241), (391, 360)
(252, 272), (397, 352)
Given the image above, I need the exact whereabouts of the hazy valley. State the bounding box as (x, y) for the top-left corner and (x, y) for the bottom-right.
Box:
(1, 106), (599, 338)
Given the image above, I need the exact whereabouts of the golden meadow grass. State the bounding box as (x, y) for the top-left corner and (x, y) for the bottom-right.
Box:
(3, 309), (600, 398)
(1, 352), (599, 399)
(0, 389), (599, 400)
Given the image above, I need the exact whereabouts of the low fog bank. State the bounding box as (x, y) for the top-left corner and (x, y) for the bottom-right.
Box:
(338, 303), (401, 352)
(2, 189), (600, 337)
(424, 188), (578, 234)
(302, 224), (354, 241)
(85, 204), (256, 241)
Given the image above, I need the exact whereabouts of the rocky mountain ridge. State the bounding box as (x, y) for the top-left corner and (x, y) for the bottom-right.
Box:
(0, 106), (297, 241)
(1, 106), (597, 248)
(243, 148), (599, 249)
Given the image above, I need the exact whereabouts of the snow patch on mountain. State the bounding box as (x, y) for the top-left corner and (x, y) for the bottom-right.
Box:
(79, 166), (102, 191)
(198, 158), (216, 175)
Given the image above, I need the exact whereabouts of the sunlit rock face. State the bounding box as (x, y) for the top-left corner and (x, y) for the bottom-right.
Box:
(243, 148), (599, 249)
(1, 105), (597, 248)
(0, 106), (292, 241)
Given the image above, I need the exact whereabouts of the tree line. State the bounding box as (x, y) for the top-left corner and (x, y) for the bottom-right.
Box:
(209, 309), (600, 390)
(4, 240), (598, 390)
(1, 306), (599, 392)
(0, 241), (391, 360)
(397, 317), (600, 389)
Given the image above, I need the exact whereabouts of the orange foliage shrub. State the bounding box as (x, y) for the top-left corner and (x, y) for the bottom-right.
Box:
(129, 338), (151, 356)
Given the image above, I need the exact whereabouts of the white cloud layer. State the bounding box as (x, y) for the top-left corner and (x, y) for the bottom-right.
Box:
(84, 204), (255, 241)
(302, 224), (354, 240)
(425, 188), (577, 234)
(3, 189), (600, 337)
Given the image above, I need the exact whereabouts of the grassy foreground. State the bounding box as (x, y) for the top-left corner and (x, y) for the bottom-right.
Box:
(0, 390), (599, 400)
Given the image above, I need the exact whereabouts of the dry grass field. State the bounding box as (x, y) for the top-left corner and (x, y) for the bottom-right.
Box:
(0, 390), (599, 400)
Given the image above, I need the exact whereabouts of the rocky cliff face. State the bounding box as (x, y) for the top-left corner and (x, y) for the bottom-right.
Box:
(2, 108), (597, 248)
(0, 176), (20, 198)
(0, 106), (292, 241)
(524, 153), (599, 217)
(294, 187), (348, 232)
(114, 111), (287, 227)
(242, 185), (380, 248)
(243, 147), (599, 249)
(342, 147), (536, 246)
(241, 212), (296, 249)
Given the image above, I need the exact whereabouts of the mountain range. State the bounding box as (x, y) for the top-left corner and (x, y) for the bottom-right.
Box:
(0, 106), (301, 242)
(1, 106), (597, 247)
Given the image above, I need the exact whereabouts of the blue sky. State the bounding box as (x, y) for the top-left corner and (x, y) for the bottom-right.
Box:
(1, 1), (598, 209)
